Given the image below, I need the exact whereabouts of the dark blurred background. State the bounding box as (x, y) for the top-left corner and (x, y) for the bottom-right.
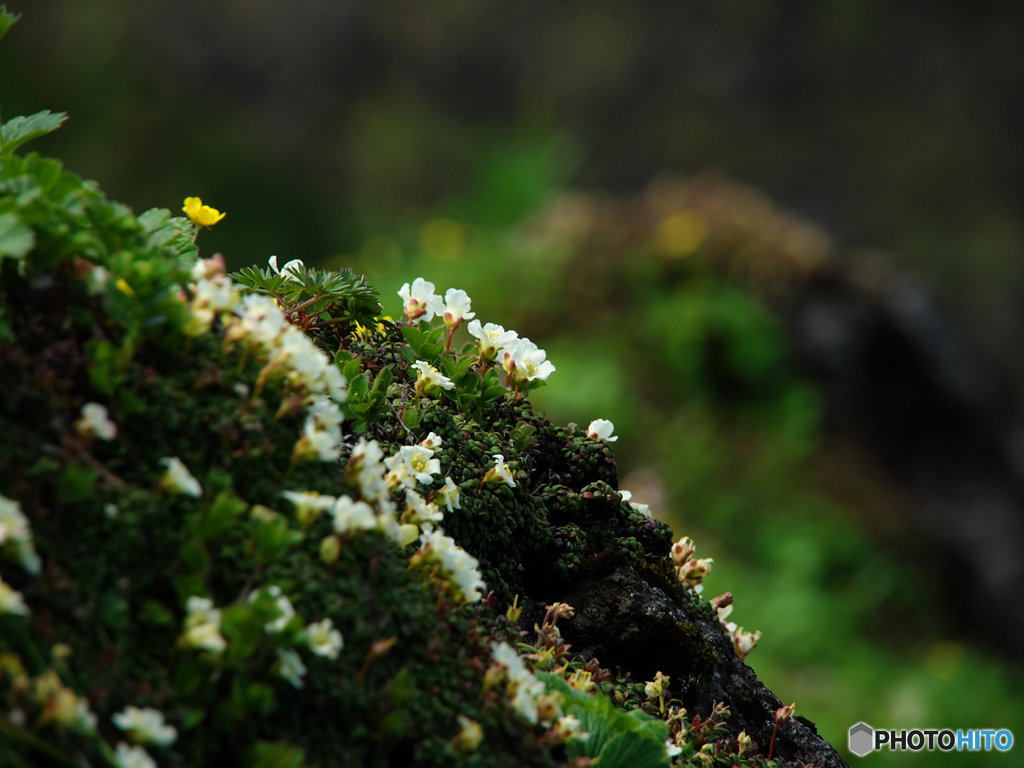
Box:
(4, 1), (1024, 763)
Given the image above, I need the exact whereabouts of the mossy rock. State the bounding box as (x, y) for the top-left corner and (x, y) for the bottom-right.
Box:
(0, 26), (846, 768)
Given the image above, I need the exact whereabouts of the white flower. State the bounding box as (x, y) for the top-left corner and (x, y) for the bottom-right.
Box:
(670, 537), (697, 567)
(484, 454), (516, 488)
(730, 627), (762, 661)
(112, 706), (177, 746)
(420, 432), (444, 451)
(114, 743), (157, 768)
(268, 255), (304, 282)
(307, 395), (345, 431)
(489, 641), (545, 725)
(468, 320), (518, 362)
(181, 596), (226, 652)
(586, 418), (617, 443)
(282, 490), (336, 528)
(305, 617), (344, 660)
(398, 277), (445, 323)
(0, 494), (40, 575)
(442, 288), (476, 330)
(190, 254), (226, 281)
(411, 360), (455, 396)
(331, 496), (378, 535)
(158, 457), (202, 498)
(75, 698), (98, 732)
(418, 529), (486, 603)
(248, 585), (295, 633)
(86, 265), (110, 295)
(554, 715), (586, 742)
(0, 579), (29, 616)
(75, 402), (117, 441)
(229, 293), (287, 347)
(507, 337), (555, 383)
(385, 445), (441, 487)
(276, 648), (307, 688)
(402, 489), (443, 528)
(296, 417), (341, 462)
(439, 477), (461, 513)
(665, 739), (683, 758)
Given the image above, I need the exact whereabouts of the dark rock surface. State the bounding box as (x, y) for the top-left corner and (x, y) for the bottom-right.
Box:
(781, 265), (1024, 658)
(550, 565), (850, 768)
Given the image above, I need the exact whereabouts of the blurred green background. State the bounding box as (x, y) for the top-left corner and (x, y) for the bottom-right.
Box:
(4, 1), (1024, 763)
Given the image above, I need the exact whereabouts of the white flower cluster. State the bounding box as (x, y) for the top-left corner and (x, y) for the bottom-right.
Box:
(398, 279), (555, 391)
(186, 256), (348, 465)
(112, 705), (177, 746)
(669, 535), (713, 595)
(179, 596), (227, 652)
(158, 457), (203, 498)
(0, 494), (41, 577)
(249, 585), (296, 634)
(415, 529), (487, 604)
(489, 641), (549, 725)
(75, 402), (117, 441)
(709, 591), (761, 662)
(618, 489), (652, 519)
(399, 278), (477, 329)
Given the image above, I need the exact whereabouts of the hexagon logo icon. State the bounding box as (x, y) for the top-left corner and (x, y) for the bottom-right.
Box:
(849, 722), (874, 757)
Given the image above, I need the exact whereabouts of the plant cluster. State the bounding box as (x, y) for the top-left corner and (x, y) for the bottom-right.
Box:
(0, 10), (816, 768)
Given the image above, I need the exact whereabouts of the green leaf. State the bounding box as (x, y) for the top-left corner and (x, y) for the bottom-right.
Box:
(200, 489), (249, 539)
(342, 358), (362, 381)
(593, 731), (670, 768)
(348, 374), (369, 404)
(246, 741), (307, 768)
(179, 539), (210, 573)
(403, 406), (422, 431)
(401, 326), (425, 353)
(419, 342), (442, 360)
(398, 347), (415, 364)
(0, 8), (20, 44)
(0, 212), (33, 258)
(252, 514), (303, 564)
(510, 423), (537, 452)
(140, 599), (174, 626)
(371, 366), (392, 395)
(57, 464), (96, 503)
(483, 385), (508, 402)
(0, 111), (67, 155)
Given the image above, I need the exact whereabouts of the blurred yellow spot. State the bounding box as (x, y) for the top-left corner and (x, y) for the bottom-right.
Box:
(420, 218), (465, 261)
(182, 196), (226, 227)
(658, 211), (706, 258)
(925, 641), (965, 680)
(115, 278), (135, 297)
(353, 316), (391, 341)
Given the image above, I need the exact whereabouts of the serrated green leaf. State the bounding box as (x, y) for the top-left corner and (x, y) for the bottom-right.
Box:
(0, 212), (33, 258)
(1, 110), (67, 155)
(592, 731), (669, 768)
(0, 8), (20, 44)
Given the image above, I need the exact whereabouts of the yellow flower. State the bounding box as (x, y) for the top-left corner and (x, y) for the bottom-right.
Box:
(182, 197), (226, 228)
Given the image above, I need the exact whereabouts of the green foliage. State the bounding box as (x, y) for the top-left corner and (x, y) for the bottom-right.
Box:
(0, 110), (67, 156)
(540, 673), (670, 768)
(231, 262), (381, 336)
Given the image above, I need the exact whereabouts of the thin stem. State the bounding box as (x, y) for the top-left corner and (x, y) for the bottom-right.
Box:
(768, 721), (779, 760)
